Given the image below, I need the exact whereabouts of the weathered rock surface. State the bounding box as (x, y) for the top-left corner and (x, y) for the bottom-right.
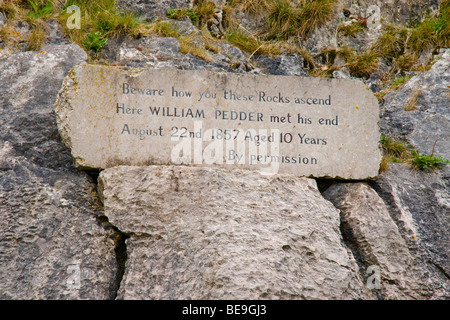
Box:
(1, 0), (448, 301)
(98, 165), (371, 300)
(116, 0), (193, 21)
(100, 34), (262, 73)
(0, 44), (119, 299)
(371, 163), (450, 298)
(381, 49), (450, 159)
(323, 182), (447, 299)
(255, 53), (307, 76)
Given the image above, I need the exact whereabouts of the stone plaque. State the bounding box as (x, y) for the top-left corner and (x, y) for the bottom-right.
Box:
(55, 63), (381, 179)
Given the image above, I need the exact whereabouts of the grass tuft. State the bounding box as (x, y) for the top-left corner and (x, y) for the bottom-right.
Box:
(346, 50), (379, 78)
(404, 89), (422, 111)
(263, 0), (337, 40)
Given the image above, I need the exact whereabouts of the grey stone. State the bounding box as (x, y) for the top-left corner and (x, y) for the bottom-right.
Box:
(255, 54), (307, 77)
(116, 0), (193, 21)
(381, 50), (450, 159)
(371, 163), (450, 298)
(0, 44), (119, 299)
(323, 182), (442, 299)
(99, 35), (257, 73)
(46, 18), (69, 45)
(98, 165), (370, 300)
(171, 18), (198, 36)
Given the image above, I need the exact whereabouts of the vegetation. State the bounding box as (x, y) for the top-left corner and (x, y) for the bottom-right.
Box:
(0, 0), (447, 73)
(338, 21), (364, 37)
(264, 0), (337, 40)
(380, 136), (449, 171)
(57, 0), (141, 53)
(0, 0), (142, 53)
(404, 89), (422, 111)
(148, 21), (181, 38)
(83, 30), (108, 52)
(411, 151), (450, 170)
(345, 50), (379, 78)
(194, 0), (216, 28)
(223, 27), (283, 57)
(166, 8), (198, 24)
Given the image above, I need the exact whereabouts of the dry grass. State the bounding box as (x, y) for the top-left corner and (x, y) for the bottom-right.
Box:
(338, 21), (364, 37)
(223, 27), (282, 57)
(179, 34), (213, 62)
(144, 21), (181, 38)
(194, 0), (216, 27)
(26, 20), (47, 50)
(380, 135), (414, 171)
(379, 155), (391, 173)
(345, 50), (379, 78)
(404, 89), (422, 111)
(231, 0), (275, 14)
(262, 0), (337, 40)
(296, 0), (337, 38)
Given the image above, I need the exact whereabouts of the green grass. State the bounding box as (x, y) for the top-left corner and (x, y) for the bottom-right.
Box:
(83, 30), (108, 52)
(380, 136), (450, 171)
(411, 151), (450, 170)
(27, 0), (53, 20)
(147, 21), (181, 38)
(0, 0), (143, 52)
(371, 0), (450, 74)
(338, 21), (364, 37)
(391, 75), (412, 89)
(224, 27), (282, 57)
(166, 8), (198, 24)
(57, 0), (142, 52)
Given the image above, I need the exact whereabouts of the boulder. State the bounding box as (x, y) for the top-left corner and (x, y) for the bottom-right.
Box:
(323, 182), (444, 299)
(0, 44), (119, 299)
(98, 165), (371, 300)
(371, 163), (450, 299)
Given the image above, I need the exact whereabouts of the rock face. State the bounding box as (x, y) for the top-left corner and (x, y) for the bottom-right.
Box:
(0, 44), (119, 299)
(372, 163), (450, 297)
(116, 0), (193, 21)
(1, 1), (449, 301)
(323, 182), (446, 299)
(381, 49), (450, 159)
(98, 165), (370, 299)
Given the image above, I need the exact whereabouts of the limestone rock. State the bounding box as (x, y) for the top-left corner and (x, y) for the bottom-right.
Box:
(323, 182), (438, 299)
(372, 163), (450, 299)
(100, 35), (259, 73)
(255, 54), (307, 76)
(116, 0), (193, 21)
(381, 49), (450, 160)
(98, 165), (370, 300)
(0, 44), (118, 299)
